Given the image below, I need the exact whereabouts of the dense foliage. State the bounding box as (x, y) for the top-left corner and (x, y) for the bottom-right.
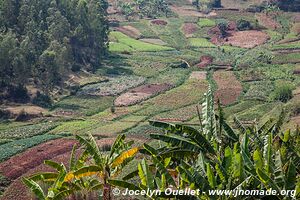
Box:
(23, 87), (300, 200)
(117, 0), (170, 19)
(0, 0), (109, 97)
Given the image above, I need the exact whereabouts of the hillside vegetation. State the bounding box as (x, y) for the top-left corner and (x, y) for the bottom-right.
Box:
(0, 0), (300, 199)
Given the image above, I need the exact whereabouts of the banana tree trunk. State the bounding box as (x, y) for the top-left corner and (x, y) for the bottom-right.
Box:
(103, 183), (111, 200)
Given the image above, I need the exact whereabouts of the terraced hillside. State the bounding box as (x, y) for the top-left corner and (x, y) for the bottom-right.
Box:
(1, 0), (300, 199)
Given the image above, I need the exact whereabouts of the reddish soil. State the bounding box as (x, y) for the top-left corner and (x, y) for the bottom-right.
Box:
(256, 13), (281, 30)
(182, 23), (198, 37)
(3, 105), (47, 119)
(114, 25), (142, 39)
(224, 30), (269, 48)
(115, 84), (173, 106)
(1, 137), (147, 200)
(213, 70), (243, 105)
(189, 71), (207, 80)
(151, 19), (168, 26)
(0, 139), (77, 180)
(197, 55), (213, 68)
(0, 148), (80, 200)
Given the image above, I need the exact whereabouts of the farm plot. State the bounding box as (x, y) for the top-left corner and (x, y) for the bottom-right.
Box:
(235, 102), (281, 121)
(189, 38), (216, 48)
(272, 41), (300, 51)
(223, 100), (265, 118)
(135, 79), (208, 116)
(109, 31), (174, 52)
(182, 23), (198, 37)
(49, 119), (99, 135)
(139, 38), (167, 45)
(198, 18), (216, 28)
(256, 13), (281, 30)
(272, 52), (300, 64)
(114, 25), (142, 39)
(244, 81), (274, 101)
(170, 5), (217, 17)
(148, 68), (190, 86)
(149, 18), (188, 49)
(189, 71), (207, 80)
(0, 122), (58, 142)
(214, 70), (243, 105)
(0, 134), (63, 163)
(89, 115), (147, 136)
(125, 124), (163, 138)
(78, 75), (146, 96)
(152, 104), (199, 122)
(224, 30), (269, 48)
(115, 84), (173, 106)
(0, 138), (76, 180)
(52, 95), (114, 116)
(4, 106), (47, 118)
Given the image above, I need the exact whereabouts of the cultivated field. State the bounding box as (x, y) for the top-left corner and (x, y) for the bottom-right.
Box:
(1, 0), (300, 198)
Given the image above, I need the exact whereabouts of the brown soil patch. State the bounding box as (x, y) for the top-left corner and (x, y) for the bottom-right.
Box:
(1, 136), (147, 200)
(0, 139), (77, 180)
(182, 23), (198, 37)
(224, 30), (269, 48)
(139, 38), (167, 45)
(256, 13), (281, 30)
(197, 55), (213, 68)
(213, 70), (243, 105)
(115, 84), (172, 106)
(189, 71), (207, 80)
(170, 5), (217, 17)
(151, 19), (168, 26)
(4, 105), (46, 116)
(114, 25), (142, 39)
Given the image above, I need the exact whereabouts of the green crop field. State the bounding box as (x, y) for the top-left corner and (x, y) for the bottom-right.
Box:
(0, 134), (63, 162)
(198, 18), (216, 27)
(188, 38), (216, 48)
(109, 31), (174, 52)
(1, 0), (300, 198)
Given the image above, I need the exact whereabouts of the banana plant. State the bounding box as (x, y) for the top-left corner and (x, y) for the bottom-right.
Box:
(23, 134), (139, 200)
(73, 133), (140, 200)
(23, 145), (101, 200)
(108, 143), (178, 199)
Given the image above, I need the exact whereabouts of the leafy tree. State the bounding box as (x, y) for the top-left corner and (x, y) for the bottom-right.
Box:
(237, 19), (252, 31)
(217, 19), (229, 38)
(0, 0), (109, 95)
(118, 2), (135, 20)
(272, 0), (300, 12)
(192, 0), (221, 13)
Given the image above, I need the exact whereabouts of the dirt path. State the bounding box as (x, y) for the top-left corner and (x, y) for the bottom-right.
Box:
(213, 70), (243, 105)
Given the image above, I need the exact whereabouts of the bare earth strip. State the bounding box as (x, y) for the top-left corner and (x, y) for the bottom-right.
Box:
(0, 139), (77, 180)
(213, 70), (243, 105)
(115, 84), (173, 106)
(224, 30), (269, 48)
(1, 137), (147, 200)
